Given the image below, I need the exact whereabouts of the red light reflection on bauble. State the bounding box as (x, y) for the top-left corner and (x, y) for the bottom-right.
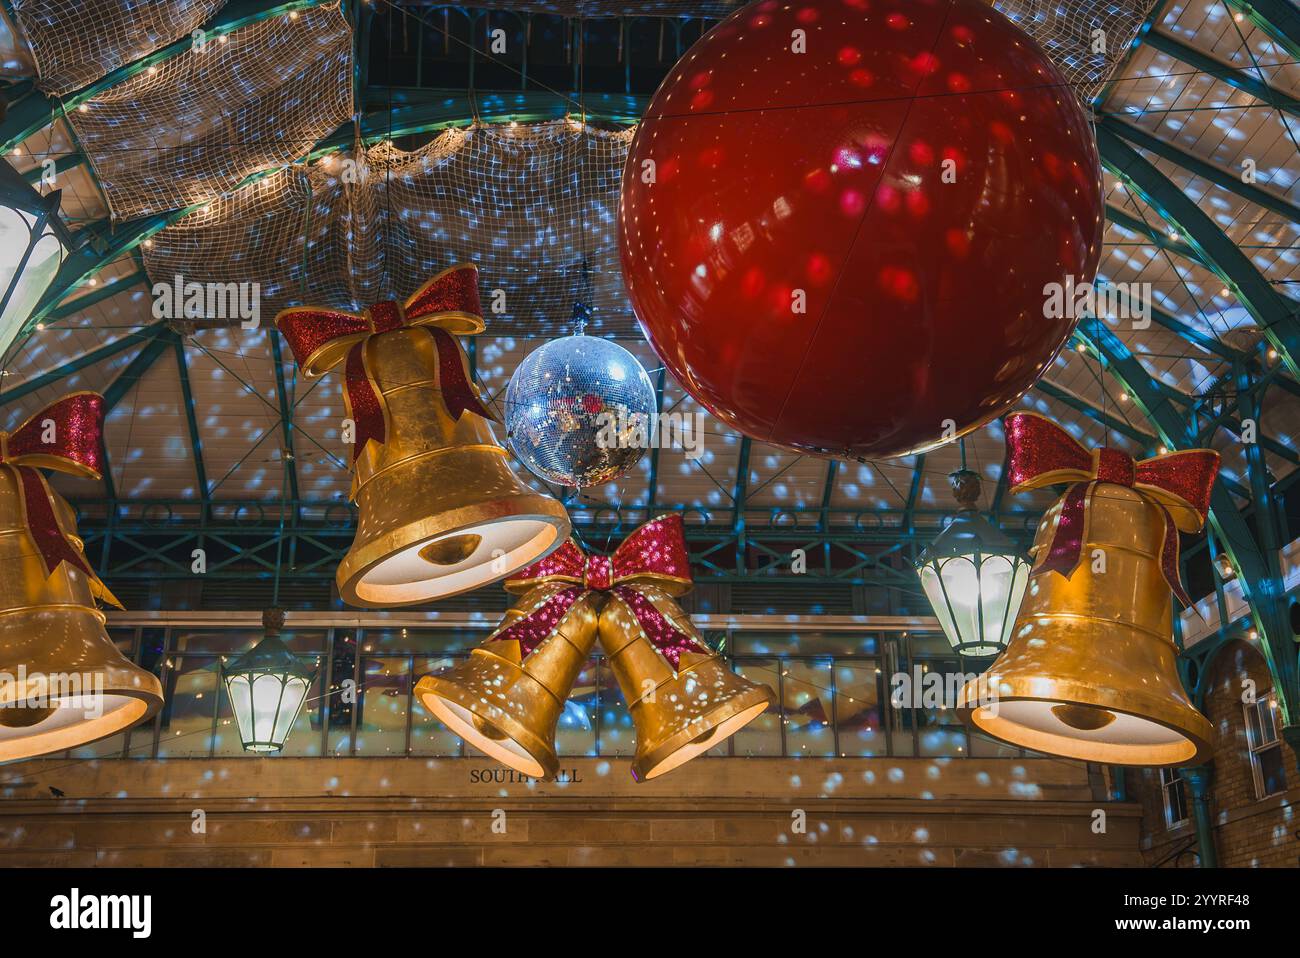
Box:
(618, 0), (1103, 459)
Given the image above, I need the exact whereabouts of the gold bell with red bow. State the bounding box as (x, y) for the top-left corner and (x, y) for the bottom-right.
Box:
(0, 393), (163, 761)
(276, 265), (570, 606)
(414, 581), (600, 778)
(957, 413), (1219, 766)
(416, 515), (775, 780)
(599, 580), (775, 781)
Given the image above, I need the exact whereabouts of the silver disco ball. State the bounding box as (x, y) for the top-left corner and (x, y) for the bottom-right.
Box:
(505, 335), (656, 488)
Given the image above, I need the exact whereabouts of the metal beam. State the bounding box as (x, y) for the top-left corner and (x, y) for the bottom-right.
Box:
(15, 208), (194, 358)
(102, 332), (171, 411)
(1139, 299), (1246, 362)
(1225, 0), (1300, 62)
(1032, 378), (1155, 444)
(818, 459), (839, 532)
(0, 321), (169, 407)
(1105, 204), (1205, 266)
(1142, 29), (1300, 121)
(1097, 124), (1300, 383)
(21, 152), (84, 186)
(645, 367), (666, 513)
(44, 271), (149, 321)
(172, 333), (210, 511)
(269, 330), (301, 509)
(732, 437), (751, 573)
(68, 499), (1038, 587)
(1081, 316), (1300, 756)
(1102, 117), (1300, 226)
(319, 89), (649, 153)
(904, 454), (925, 532)
(0, 0), (331, 153)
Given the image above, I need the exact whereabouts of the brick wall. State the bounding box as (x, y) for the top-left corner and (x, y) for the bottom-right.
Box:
(1137, 639), (1299, 867)
(0, 756), (1141, 867)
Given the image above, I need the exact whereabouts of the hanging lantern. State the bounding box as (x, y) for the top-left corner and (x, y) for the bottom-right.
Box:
(915, 469), (1029, 657)
(0, 393), (162, 761)
(276, 264), (570, 606)
(958, 414), (1220, 767)
(221, 608), (317, 753)
(0, 156), (73, 358)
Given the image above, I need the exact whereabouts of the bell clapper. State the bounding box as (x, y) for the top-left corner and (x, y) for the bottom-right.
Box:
(1051, 703), (1117, 732)
(419, 533), (483, 566)
(0, 705), (57, 728)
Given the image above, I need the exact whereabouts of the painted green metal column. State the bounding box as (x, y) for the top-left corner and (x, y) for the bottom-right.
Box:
(733, 437), (751, 574)
(1182, 766), (1218, 868)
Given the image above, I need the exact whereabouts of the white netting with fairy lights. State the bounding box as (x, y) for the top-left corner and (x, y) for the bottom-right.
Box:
(58, 2), (352, 222)
(143, 120), (641, 338)
(9, 0), (224, 95)
(992, 0), (1164, 105)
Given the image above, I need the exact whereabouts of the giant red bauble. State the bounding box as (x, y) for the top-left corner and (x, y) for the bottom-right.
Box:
(618, 0), (1103, 459)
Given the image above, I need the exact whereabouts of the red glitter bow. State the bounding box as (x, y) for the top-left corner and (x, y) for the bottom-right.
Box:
(1004, 412), (1220, 606)
(0, 393), (121, 609)
(274, 264), (496, 464)
(489, 514), (708, 668)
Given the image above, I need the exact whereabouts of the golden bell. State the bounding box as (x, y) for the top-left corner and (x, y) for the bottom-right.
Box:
(598, 584), (775, 780)
(0, 471), (162, 761)
(413, 582), (600, 778)
(337, 327), (570, 606)
(957, 484), (1212, 766)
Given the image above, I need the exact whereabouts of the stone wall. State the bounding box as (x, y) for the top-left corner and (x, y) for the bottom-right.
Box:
(0, 756), (1141, 867)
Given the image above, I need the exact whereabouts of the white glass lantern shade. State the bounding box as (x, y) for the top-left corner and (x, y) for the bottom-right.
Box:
(915, 471), (1030, 658)
(221, 631), (316, 753)
(0, 160), (72, 357)
(919, 548), (1030, 657)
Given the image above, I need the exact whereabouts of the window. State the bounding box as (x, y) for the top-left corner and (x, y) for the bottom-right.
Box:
(1160, 767), (1188, 827)
(1244, 690), (1287, 799)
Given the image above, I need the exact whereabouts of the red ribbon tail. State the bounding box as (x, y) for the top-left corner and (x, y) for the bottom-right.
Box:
(1035, 481), (1091, 581)
(611, 585), (707, 671)
(344, 341), (386, 463)
(427, 327), (498, 423)
(1160, 508), (1192, 607)
(15, 466), (93, 579)
(490, 586), (585, 659)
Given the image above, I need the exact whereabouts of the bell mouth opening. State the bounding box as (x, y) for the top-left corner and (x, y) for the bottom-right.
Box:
(639, 699), (771, 781)
(418, 692), (548, 778)
(967, 698), (1204, 766)
(0, 692), (155, 762)
(346, 517), (563, 607)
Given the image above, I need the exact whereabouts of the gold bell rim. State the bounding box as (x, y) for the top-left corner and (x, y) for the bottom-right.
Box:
(413, 674), (558, 780)
(338, 499), (571, 608)
(0, 685), (162, 763)
(957, 677), (1213, 767)
(631, 683), (775, 781)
